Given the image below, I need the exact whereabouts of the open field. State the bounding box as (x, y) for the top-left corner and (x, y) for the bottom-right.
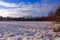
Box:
(0, 21), (60, 40)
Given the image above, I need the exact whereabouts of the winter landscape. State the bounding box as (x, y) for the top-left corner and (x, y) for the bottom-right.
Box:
(0, 21), (60, 40)
(0, 0), (60, 40)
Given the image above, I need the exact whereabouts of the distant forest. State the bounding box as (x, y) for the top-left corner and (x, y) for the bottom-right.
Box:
(0, 7), (60, 21)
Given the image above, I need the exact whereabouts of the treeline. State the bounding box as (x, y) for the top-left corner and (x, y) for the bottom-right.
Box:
(1, 6), (60, 21)
(0, 16), (55, 21)
(0, 12), (55, 21)
(56, 7), (60, 22)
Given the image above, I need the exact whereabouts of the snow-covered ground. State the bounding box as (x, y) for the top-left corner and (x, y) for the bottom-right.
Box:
(0, 21), (60, 40)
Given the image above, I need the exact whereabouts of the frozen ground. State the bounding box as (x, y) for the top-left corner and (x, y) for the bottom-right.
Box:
(0, 21), (60, 40)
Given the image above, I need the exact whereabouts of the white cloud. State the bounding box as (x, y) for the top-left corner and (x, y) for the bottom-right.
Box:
(0, 1), (18, 7)
(0, 0), (58, 17)
(0, 8), (32, 17)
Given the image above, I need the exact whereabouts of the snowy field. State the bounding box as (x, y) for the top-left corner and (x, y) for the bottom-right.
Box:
(0, 21), (60, 40)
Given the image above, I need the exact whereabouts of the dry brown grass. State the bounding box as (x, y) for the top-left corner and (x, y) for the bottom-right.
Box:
(52, 21), (60, 24)
(56, 22), (60, 24)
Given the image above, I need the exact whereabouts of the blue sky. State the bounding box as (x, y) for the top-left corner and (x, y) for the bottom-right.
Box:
(0, 0), (60, 17)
